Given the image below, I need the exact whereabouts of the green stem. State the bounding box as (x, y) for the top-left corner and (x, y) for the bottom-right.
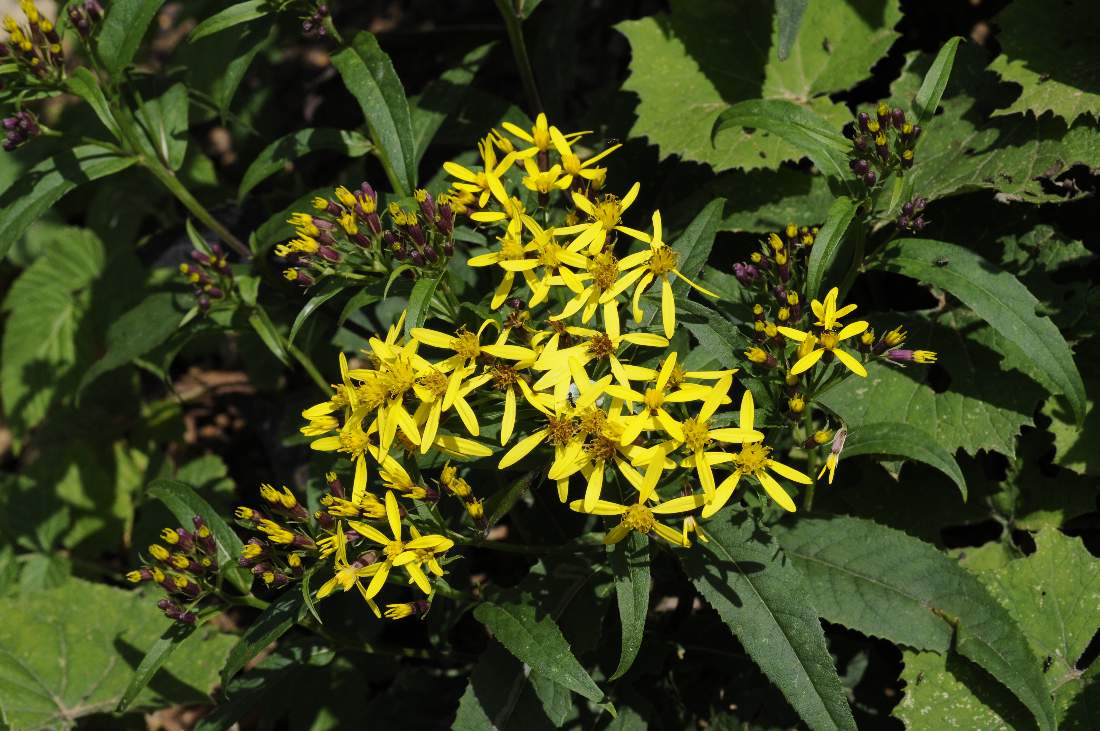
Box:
(322, 15), (344, 45)
(223, 594), (271, 611)
(142, 160), (251, 259)
(801, 407), (819, 511)
(287, 340), (331, 393)
(493, 0), (543, 115)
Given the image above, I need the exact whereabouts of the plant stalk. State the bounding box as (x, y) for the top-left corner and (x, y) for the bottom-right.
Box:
(493, 0), (544, 116)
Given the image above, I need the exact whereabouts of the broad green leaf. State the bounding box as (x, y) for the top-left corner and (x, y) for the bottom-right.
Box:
(146, 479), (250, 592)
(288, 277), (351, 345)
(819, 310), (1044, 458)
(181, 16), (275, 115)
(1, 228), (105, 434)
(618, 0), (893, 172)
(331, 31), (417, 195)
(682, 513), (856, 731)
(238, 128), (373, 200)
(713, 100), (853, 183)
(987, 1), (1100, 122)
(912, 36), (964, 125)
(841, 421), (966, 499)
(189, 0), (268, 42)
(79, 291), (188, 395)
(1043, 383), (1100, 476)
(64, 68), (121, 139)
(888, 45), (1100, 204)
(221, 588), (305, 684)
(473, 598), (604, 703)
(804, 195), (857, 300)
(404, 272), (444, 336)
(0, 146), (136, 260)
(117, 622), (197, 712)
(875, 238), (1086, 424)
(135, 83), (190, 170)
(676, 167), (834, 234)
(96, 0), (168, 77)
(195, 642), (334, 731)
(452, 640), (562, 730)
(409, 43), (493, 164)
(894, 650), (1032, 730)
(774, 0), (808, 61)
(774, 516), (1057, 731)
(608, 532), (650, 680)
(670, 198), (723, 296)
(0, 578), (234, 730)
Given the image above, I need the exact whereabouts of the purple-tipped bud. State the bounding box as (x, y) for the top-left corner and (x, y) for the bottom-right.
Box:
(877, 142), (889, 161)
(424, 247), (439, 263)
(317, 245), (341, 263)
(156, 598), (175, 611)
(853, 135), (868, 152)
(366, 212), (382, 235)
(206, 287), (224, 299)
(416, 191), (436, 222)
(507, 297), (525, 310)
(857, 112), (870, 132)
(863, 171), (877, 187)
(85, 0), (104, 21)
(382, 230), (398, 250)
(443, 241), (454, 256)
(911, 125), (921, 140)
(436, 204), (455, 235)
(197, 295), (211, 312)
(851, 158), (870, 176)
(901, 201), (914, 216)
(312, 216), (335, 230)
(410, 251), (425, 266)
(190, 250), (212, 265)
(891, 108), (905, 129)
(733, 262), (759, 285)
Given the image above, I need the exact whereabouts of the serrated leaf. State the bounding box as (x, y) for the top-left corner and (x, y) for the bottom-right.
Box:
(117, 622), (197, 712)
(332, 31), (417, 195)
(875, 238), (1086, 424)
(804, 195), (857, 300)
(96, 0), (168, 77)
(608, 531), (650, 680)
(0, 578), (234, 731)
(670, 198), (723, 296)
(912, 36), (964, 125)
(79, 290), (188, 395)
(238, 128), (373, 200)
(189, 0), (268, 42)
(819, 310), (1044, 458)
(146, 479), (250, 592)
(894, 650), (1032, 730)
(473, 598), (604, 703)
(987, 0), (1100, 123)
(681, 513), (856, 731)
(0, 146), (137, 260)
(221, 588), (305, 684)
(842, 421), (966, 498)
(774, 516), (1056, 731)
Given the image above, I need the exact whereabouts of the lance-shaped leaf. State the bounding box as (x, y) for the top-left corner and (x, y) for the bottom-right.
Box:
(774, 516), (1057, 731)
(670, 198), (723, 296)
(608, 531), (651, 680)
(96, 0), (168, 77)
(332, 31), (417, 195)
(117, 622), (197, 712)
(841, 421), (966, 499)
(874, 238), (1086, 424)
(681, 513), (856, 731)
(238, 128), (373, 199)
(189, 0), (269, 42)
(804, 195), (857, 300)
(404, 271), (444, 336)
(221, 589), (305, 684)
(912, 36), (964, 125)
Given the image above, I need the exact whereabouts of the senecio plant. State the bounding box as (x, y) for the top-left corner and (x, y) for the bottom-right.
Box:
(0, 1), (1096, 730)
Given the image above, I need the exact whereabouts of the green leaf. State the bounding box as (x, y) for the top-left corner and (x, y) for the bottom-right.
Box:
(135, 83), (190, 170)
(618, 0), (894, 172)
(238, 128), (373, 200)
(775, 0), (808, 61)
(875, 238), (1086, 424)
(1, 228), (105, 434)
(64, 68), (121, 139)
(473, 599), (604, 703)
(452, 640), (562, 730)
(183, 16), (275, 114)
(987, 1), (1100, 123)
(117, 622), (197, 712)
(146, 479), (250, 592)
(608, 532), (650, 680)
(804, 195), (857, 300)
(338, 286), (383, 327)
(288, 278), (350, 345)
(0, 578), (234, 730)
(331, 31), (417, 195)
(404, 272), (444, 336)
(248, 305), (290, 366)
(409, 43), (493, 164)
(713, 100), (853, 183)
(96, 0), (168, 77)
(484, 470), (538, 528)
(221, 589), (305, 684)
(0, 146), (137, 260)
(79, 291), (188, 395)
(841, 421), (966, 499)
(189, 0), (269, 42)
(670, 198), (723, 296)
(681, 513), (856, 731)
(774, 516), (1057, 731)
(819, 310), (1044, 459)
(912, 36), (964, 125)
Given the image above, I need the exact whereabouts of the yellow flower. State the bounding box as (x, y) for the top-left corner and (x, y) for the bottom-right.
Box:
(607, 352), (715, 444)
(520, 157), (572, 195)
(551, 245), (651, 324)
(569, 483), (705, 547)
(411, 364), (491, 453)
(549, 126), (620, 182)
(671, 378), (764, 498)
(777, 288), (869, 377)
(411, 319), (535, 375)
(621, 211), (718, 338)
(486, 361), (553, 446)
(559, 182), (648, 254)
(818, 427), (847, 485)
(315, 522), (383, 617)
(516, 216), (589, 307)
(347, 492), (454, 600)
(702, 391), (813, 516)
(499, 113), (572, 156)
(443, 136), (516, 208)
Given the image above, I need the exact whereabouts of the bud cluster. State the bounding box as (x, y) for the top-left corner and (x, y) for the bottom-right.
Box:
(439, 462), (486, 532)
(278, 181), (458, 287)
(66, 0), (103, 39)
(0, 1), (64, 81)
(896, 196), (929, 233)
(127, 516), (220, 624)
(847, 102), (921, 188)
(301, 3), (329, 39)
(2, 110), (38, 151)
(234, 483), (326, 589)
(178, 242), (234, 314)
